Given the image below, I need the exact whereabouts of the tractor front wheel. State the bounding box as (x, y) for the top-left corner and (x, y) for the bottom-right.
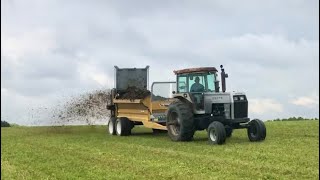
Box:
(207, 121), (226, 145)
(247, 119), (266, 141)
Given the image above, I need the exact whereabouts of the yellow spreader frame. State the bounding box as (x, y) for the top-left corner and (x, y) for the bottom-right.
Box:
(113, 96), (175, 130)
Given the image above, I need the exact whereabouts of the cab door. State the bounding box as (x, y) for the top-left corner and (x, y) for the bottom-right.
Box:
(188, 75), (205, 111)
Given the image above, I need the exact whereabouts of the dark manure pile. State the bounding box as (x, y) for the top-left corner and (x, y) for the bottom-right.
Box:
(116, 86), (151, 100)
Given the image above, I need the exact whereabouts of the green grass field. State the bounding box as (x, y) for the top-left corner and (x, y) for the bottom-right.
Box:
(1, 121), (319, 180)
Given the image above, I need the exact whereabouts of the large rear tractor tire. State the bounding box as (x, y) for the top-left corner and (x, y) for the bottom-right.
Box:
(107, 117), (116, 135)
(166, 100), (195, 141)
(208, 121), (226, 145)
(247, 119), (266, 141)
(115, 117), (132, 136)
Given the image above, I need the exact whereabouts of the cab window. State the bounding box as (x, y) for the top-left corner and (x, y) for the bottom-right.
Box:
(177, 75), (187, 92)
(206, 73), (215, 92)
(189, 75), (205, 92)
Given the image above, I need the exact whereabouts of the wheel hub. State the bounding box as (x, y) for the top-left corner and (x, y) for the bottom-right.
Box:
(209, 129), (217, 142)
(168, 112), (180, 136)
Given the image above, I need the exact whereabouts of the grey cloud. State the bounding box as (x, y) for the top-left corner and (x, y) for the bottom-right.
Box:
(1, 54), (101, 97)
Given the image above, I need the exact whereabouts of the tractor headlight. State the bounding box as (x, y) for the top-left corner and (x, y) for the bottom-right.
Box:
(239, 96), (245, 101)
(233, 96), (239, 101)
(224, 104), (231, 119)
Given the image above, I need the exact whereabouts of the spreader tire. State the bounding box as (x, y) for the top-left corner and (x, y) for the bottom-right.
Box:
(107, 117), (116, 135)
(115, 117), (132, 136)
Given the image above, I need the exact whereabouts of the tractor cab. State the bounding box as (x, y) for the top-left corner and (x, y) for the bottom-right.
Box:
(174, 67), (219, 93)
(173, 66), (227, 112)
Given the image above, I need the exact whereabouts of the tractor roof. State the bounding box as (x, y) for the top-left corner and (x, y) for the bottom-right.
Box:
(173, 67), (218, 75)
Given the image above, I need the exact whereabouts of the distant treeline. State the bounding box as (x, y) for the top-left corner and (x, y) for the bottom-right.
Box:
(1, 121), (11, 127)
(268, 117), (319, 122)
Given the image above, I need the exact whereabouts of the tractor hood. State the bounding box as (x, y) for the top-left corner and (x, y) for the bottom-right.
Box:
(203, 92), (247, 114)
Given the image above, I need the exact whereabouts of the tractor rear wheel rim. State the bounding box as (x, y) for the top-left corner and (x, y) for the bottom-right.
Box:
(169, 112), (180, 136)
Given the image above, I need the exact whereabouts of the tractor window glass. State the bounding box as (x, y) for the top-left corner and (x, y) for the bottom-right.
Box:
(189, 75), (205, 92)
(177, 76), (187, 92)
(206, 73), (215, 92)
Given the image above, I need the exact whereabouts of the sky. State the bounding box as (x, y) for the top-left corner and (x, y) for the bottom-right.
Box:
(1, 0), (319, 125)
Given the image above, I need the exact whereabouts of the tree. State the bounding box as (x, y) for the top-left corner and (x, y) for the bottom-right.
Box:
(1, 121), (11, 127)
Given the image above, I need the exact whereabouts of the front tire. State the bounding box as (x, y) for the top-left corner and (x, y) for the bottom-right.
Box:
(247, 119), (266, 141)
(208, 121), (226, 145)
(166, 100), (195, 141)
(115, 117), (132, 136)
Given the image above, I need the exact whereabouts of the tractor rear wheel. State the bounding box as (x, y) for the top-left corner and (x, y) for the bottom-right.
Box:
(115, 117), (132, 136)
(107, 117), (116, 135)
(247, 119), (266, 141)
(208, 121), (226, 145)
(166, 100), (195, 141)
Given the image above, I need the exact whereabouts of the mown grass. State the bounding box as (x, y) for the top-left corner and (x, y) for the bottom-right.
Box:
(1, 121), (319, 180)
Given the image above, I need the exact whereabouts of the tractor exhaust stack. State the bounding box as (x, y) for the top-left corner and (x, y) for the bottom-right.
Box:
(220, 65), (228, 93)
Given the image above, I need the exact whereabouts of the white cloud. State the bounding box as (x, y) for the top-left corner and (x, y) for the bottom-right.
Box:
(291, 96), (319, 107)
(1, 28), (56, 61)
(194, 34), (319, 68)
(91, 73), (111, 87)
(77, 62), (114, 89)
(249, 98), (284, 115)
